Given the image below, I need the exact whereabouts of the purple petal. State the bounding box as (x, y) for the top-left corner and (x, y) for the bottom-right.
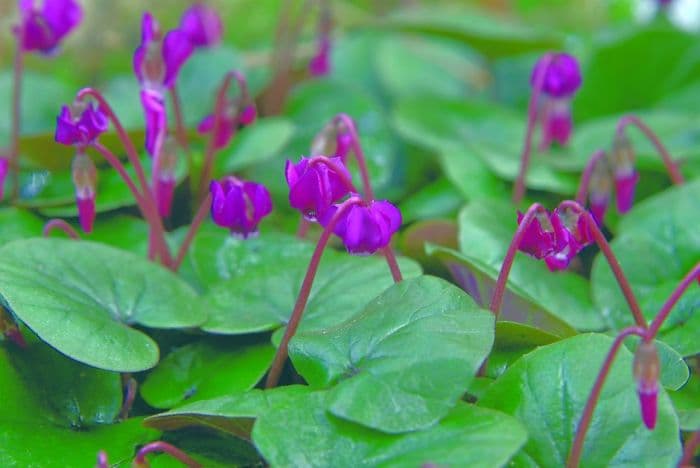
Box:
(140, 90), (167, 157)
(162, 28), (194, 88)
(180, 3), (223, 47)
(0, 157), (8, 201)
(239, 105), (257, 126)
(76, 193), (95, 233)
(615, 171), (640, 213)
(55, 105), (80, 145)
(531, 53), (582, 98)
(42, 0), (82, 40)
(638, 388), (658, 430)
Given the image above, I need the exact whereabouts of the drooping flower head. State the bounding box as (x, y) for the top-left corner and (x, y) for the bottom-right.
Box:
(133, 12), (194, 92)
(197, 98), (256, 150)
(55, 101), (109, 147)
(531, 53), (582, 150)
(588, 154), (613, 226)
(310, 121), (352, 161)
(611, 132), (639, 214)
(140, 89), (167, 158)
(15, 0), (82, 54)
(179, 3), (223, 48)
(210, 176), (272, 238)
(516, 209), (567, 260)
(633, 340), (660, 430)
(322, 199), (402, 255)
(285, 156), (352, 221)
(544, 206), (594, 271)
(71, 149), (97, 233)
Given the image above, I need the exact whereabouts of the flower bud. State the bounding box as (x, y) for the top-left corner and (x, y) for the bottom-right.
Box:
(611, 132), (639, 213)
(588, 154), (613, 225)
(72, 150), (97, 233)
(156, 137), (179, 217)
(633, 340), (660, 430)
(0, 156), (8, 201)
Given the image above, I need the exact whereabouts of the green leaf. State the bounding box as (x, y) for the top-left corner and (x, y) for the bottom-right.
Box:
(384, 6), (562, 58)
(451, 198), (604, 331)
(397, 178), (464, 223)
(392, 98), (578, 194)
(215, 117), (295, 175)
(289, 275), (494, 433)
(479, 334), (681, 467)
(198, 232), (421, 335)
(0, 238), (207, 371)
(0, 208), (43, 245)
(141, 340), (275, 409)
(7, 340), (122, 428)
(253, 389), (527, 467)
(630, 339), (689, 392)
(591, 180), (700, 356)
(670, 374), (700, 431)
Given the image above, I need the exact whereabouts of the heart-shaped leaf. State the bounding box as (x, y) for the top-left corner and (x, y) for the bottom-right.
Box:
(591, 180), (700, 356)
(0, 208), (43, 245)
(0, 238), (206, 371)
(479, 334), (681, 467)
(289, 275), (494, 433)
(141, 340), (274, 409)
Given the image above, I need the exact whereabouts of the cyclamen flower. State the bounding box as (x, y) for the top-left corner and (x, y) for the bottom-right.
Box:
(285, 156), (351, 221)
(198, 104), (256, 150)
(140, 89), (167, 158)
(0, 157), (9, 200)
(309, 36), (331, 77)
(516, 209), (567, 260)
(611, 132), (639, 213)
(531, 53), (582, 150)
(133, 12), (194, 92)
(71, 150), (97, 233)
(210, 177), (272, 238)
(633, 341), (660, 430)
(322, 199), (402, 255)
(55, 102), (109, 147)
(15, 0), (82, 54)
(544, 207), (594, 271)
(179, 3), (223, 48)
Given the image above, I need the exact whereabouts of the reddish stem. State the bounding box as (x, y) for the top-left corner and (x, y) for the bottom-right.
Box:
(647, 262), (700, 341)
(382, 246), (403, 283)
(679, 431), (700, 467)
(169, 86), (190, 151)
(575, 149), (607, 205)
(333, 114), (374, 199)
(296, 217), (311, 239)
(118, 376), (137, 420)
(512, 53), (554, 205)
(173, 193), (212, 271)
(566, 326), (647, 468)
(559, 200), (646, 328)
(616, 115), (685, 185)
(42, 219), (80, 239)
(10, 42), (23, 201)
(489, 202), (547, 316)
(196, 71), (248, 201)
(92, 143), (173, 266)
(133, 441), (201, 468)
(265, 197), (364, 388)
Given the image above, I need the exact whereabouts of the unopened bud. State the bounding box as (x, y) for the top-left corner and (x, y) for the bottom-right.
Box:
(612, 132), (639, 213)
(156, 137), (179, 217)
(310, 122), (336, 156)
(72, 151), (97, 233)
(588, 154), (612, 225)
(239, 104), (257, 126)
(633, 340), (660, 430)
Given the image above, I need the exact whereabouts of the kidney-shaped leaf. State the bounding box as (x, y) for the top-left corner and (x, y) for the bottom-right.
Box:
(479, 334), (681, 467)
(0, 239), (206, 371)
(591, 180), (700, 356)
(289, 275), (494, 433)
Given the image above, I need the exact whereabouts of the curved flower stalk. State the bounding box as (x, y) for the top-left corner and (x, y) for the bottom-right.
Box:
(98, 441), (201, 468)
(567, 262), (699, 467)
(308, 0), (332, 77)
(513, 52), (582, 204)
(8, 0), (83, 199)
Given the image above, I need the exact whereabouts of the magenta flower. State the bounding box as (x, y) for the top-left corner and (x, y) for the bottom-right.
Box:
(15, 0), (82, 54)
(210, 177), (272, 238)
(179, 3), (222, 48)
(633, 341), (660, 430)
(612, 132), (638, 213)
(55, 102), (109, 147)
(309, 36), (331, 77)
(198, 104), (256, 150)
(544, 207), (594, 271)
(285, 156), (351, 221)
(516, 209), (567, 260)
(322, 199), (401, 255)
(531, 53), (581, 150)
(615, 171), (640, 213)
(71, 150), (97, 233)
(0, 157), (8, 200)
(133, 12), (194, 91)
(156, 137), (179, 217)
(140, 89), (167, 158)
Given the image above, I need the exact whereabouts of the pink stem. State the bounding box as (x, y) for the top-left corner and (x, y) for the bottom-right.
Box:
(646, 262), (700, 341)
(559, 200), (646, 328)
(566, 326), (647, 468)
(10, 41), (23, 201)
(265, 197), (364, 388)
(616, 115), (685, 185)
(489, 202), (547, 316)
(382, 246), (403, 283)
(42, 219), (80, 239)
(679, 431), (700, 467)
(296, 217), (311, 239)
(512, 53), (554, 205)
(92, 143), (172, 266)
(575, 149), (607, 204)
(133, 441), (201, 468)
(173, 193), (212, 271)
(333, 113), (375, 200)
